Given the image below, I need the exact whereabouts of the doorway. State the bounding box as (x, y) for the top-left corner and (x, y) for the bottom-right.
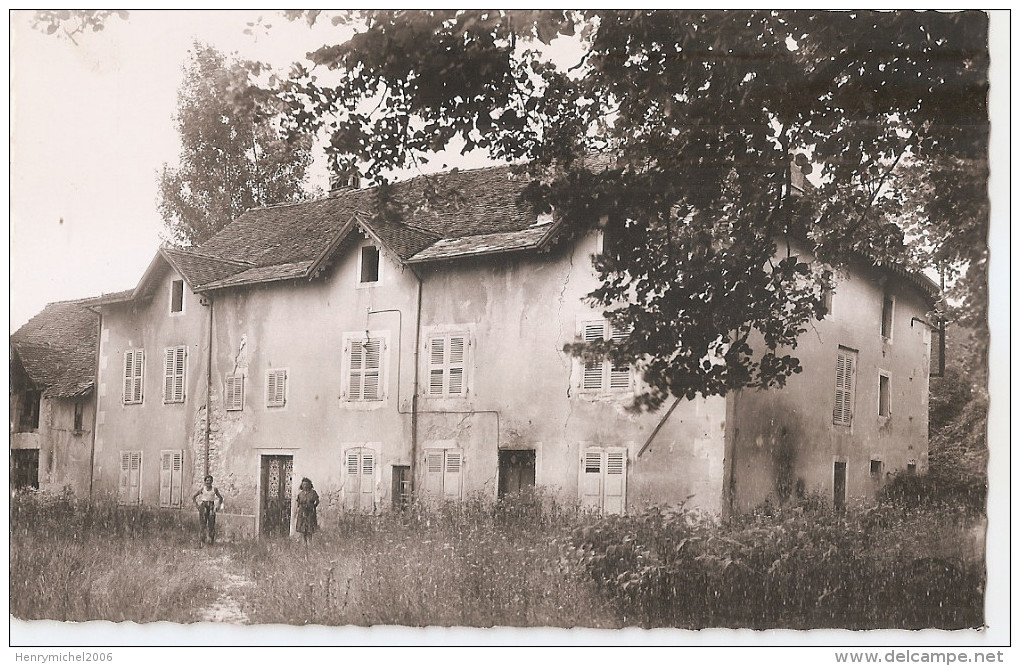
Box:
(10, 449), (39, 490)
(833, 461), (847, 513)
(391, 465), (411, 510)
(260, 454), (293, 536)
(498, 449), (536, 499)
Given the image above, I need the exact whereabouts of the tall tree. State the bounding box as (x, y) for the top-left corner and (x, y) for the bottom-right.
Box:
(266, 10), (987, 410)
(158, 43), (315, 246)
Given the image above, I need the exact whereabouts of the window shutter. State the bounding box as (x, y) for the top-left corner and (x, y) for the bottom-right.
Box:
(128, 451), (141, 504)
(833, 350), (855, 426)
(123, 352), (134, 403)
(343, 450), (360, 510)
(428, 337), (445, 395)
(579, 449), (604, 510)
(118, 451), (131, 504)
(174, 346), (186, 402)
(582, 322), (605, 390)
(448, 336), (466, 395)
(424, 450), (444, 496)
(347, 340), (362, 400)
(159, 451), (172, 507)
(443, 450), (462, 499)
(133, 350), (144, 403)
(359, 450), (375, 511)
(170, 451), (183, 508)
(164, 349), (175, 402)
(225, 375), (244, 411)
(608, 325), (631, 389)
(266, 370), (286, 407)
(604, 449), (627, 515)
(363, 339), (381, 400)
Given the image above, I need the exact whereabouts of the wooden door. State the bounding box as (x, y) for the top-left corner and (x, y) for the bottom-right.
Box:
(497, 450), (536, 499)
(833, 461), (847, 513)
(260, 455), (293, 536)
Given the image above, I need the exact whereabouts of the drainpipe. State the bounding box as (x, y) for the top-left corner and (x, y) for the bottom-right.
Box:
(204, 294), (213, 478)
(409, 268), (423, 496)
(87, 309), (103, 499)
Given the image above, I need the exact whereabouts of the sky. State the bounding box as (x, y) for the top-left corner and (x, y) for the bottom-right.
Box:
(9, 10), (375, 331)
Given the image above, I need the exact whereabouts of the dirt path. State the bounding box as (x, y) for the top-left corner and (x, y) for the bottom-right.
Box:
(184, 547), (254, 624)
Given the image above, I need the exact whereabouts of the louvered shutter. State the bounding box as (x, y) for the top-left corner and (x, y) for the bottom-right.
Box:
(428, 337), (445, 395)
(448, 336), (466, 395)
(266, 370), (286, 407)
(164, 349), (175, 402)
(608, 325), (631, 389)
(579, 449), (604, 510)
(443, 450), (462, 499)
(833, 350), (855, 426)
(343, 450), (360, 510)
(118, 451), (131, 503)
(347, 340), (362, 399)
(171, 451), (183, 507)
(128, 452), (141, 504)
(225, 375), (244, 411)
(603, 449), (627, 515)
(133, 351), (144, 402)
(424, 450), (444, 496)
(173, 346), (186, 402)
(582, 322), (605, 390)
(159, 451), (173, 507)
(363, 339), (381, 400)
(123, 352), (134, 403)
(359, 450), (375, 511)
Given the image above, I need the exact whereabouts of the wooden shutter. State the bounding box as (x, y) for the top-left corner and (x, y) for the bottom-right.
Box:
(428, 337), (445, 395)
(833, 349), (856, 426)
(424, 450), (444, 496)
(133, 350), (144, 403)
(174, 346), (186, 402)
(582, 322), (605, 390)
(266, 369), (286, 407)
(164, 349), (175, 402)
(124, 350), (144, 404)
(608, 325), (631, 389)
(579, 449), (604, 510)
(225, 375), (244, 411)
(448, 336), (466, 395)
(443, 450), (462, 499)
(170, 451), (183, 507)
(118, 451), (131, 503)
(359, 450), (375, 511)
(603, 449), (627, 515)
(363, 339), (382, 400)
(159, 451), (173, 507)
(344, 449), (361, 510)
(126, 451), (141, 504)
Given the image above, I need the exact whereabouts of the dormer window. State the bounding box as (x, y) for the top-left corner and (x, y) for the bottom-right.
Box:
(170, 280), (185, 314)
(359, 245), (380, 285)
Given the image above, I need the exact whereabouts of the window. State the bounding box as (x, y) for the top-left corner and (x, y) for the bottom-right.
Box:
(345, 337), (384, 401)
(225, 374), (244, 411)
(870, 459), (884, 482)
(266, 369), (287, 407)
(17, 389), (41, 432)
(163, 346), (187, 404)
(343, 447), (376, 511)
(423, 448), (463, 500)
(833, 347), (857, 427)
(881, 292), (894, 340)
(580, 320), (631, 393)
(123, 349), (144, 405)
(578, 447), (628, 515)
(359, 245), (380, 284)
(878, 373), (891, 417)
(158, 450), (184, 508)
(170, 279), (184, 314)
(73, 400), (84, 432)
(426, 333), (468, 397)
(118, 450), (142, 505)
(906, 461), (917, 476)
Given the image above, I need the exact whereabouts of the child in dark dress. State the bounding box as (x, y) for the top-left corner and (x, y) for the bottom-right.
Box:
(295, 477), (319, 544)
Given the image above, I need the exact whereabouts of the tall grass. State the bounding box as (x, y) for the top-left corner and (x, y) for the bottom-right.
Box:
(10, 490), (217, 623)
(236, 492), (622, 627)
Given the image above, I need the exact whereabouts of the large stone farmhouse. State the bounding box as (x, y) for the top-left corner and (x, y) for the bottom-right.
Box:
(10, 300), (99, 494)
(58, 165), (936, 537)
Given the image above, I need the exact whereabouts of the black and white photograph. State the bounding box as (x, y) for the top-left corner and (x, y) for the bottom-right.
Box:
(8, 9), (1008, 657)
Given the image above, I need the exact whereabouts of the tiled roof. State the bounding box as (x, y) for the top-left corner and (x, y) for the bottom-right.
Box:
(11, 300), (98, 398)
(181, 164), (546, 289)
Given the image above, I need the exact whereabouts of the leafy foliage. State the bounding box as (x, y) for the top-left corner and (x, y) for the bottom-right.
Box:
(273, 10), (988, 407)
(30, 10), (128, 45)
(158, 43), (315, 246)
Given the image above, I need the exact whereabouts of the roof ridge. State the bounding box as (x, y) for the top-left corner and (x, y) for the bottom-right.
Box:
(163, 245), (256, 267)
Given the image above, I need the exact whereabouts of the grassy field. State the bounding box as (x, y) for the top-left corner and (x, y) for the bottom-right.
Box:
(9, 489), (985, 628)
